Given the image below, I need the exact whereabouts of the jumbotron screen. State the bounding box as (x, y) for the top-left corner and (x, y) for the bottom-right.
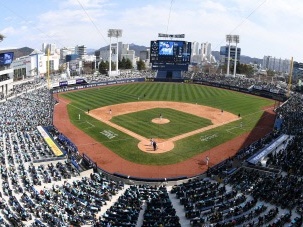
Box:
(150, 40), (191, 70)
(0, 52), (14, 66)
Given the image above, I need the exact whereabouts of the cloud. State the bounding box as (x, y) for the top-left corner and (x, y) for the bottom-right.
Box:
(4, 16), (15, 22)
(59, 0), (110, 9)
(32, 0), (111, 47)
(1, 26), (17, 35)
(200, 0), (228, 13)
(1, 0), (303, 60)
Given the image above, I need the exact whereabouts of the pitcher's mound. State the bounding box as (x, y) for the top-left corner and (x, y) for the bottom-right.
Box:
(152, 118), (170, 124)
(138, 139), (174, 153)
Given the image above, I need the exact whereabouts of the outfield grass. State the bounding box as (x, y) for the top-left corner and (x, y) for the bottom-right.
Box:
(61, 82), (274, 165)
(111, 108), (212, 139)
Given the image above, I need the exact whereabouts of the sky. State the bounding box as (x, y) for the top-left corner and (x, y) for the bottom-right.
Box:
(0, 0), (302, 61)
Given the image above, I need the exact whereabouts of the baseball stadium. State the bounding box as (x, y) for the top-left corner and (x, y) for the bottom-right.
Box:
(1, 33), (303, 226)
(0, 0), (303, 223)
(0, 8), (303, 226)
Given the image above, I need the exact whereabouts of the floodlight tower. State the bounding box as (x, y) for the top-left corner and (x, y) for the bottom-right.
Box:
(287, 57), (294, 97)
(232, 35), (240, 78)
(226, 35), (232, 76)
(0, 34), (5, 42)
(108, 29), (122, 76)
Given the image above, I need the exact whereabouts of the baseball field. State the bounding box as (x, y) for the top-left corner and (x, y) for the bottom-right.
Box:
(58, 82), (274, 167)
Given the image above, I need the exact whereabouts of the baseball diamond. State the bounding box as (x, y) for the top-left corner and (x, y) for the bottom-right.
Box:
(88, 101), (239, 153)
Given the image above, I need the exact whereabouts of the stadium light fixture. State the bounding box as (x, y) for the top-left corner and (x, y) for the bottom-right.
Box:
(108, 29), (122, 76)
(0, 34), (5, 42)
(232, 35), (240, 78)
(226, 35), (233, 76)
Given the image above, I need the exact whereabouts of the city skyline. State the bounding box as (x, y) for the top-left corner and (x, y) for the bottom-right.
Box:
(0, 0), (302, 61)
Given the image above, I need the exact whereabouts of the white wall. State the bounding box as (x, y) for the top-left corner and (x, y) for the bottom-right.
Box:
(10, 53), (60, 78)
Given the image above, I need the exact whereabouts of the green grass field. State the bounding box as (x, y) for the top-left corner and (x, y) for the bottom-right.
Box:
(111, 108), (212, 139)
(61, 82), (274, 165)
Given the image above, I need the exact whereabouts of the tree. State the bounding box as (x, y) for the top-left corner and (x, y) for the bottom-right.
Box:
(99, 60), (107, 74)
(230, 63), (255, 76)
(217, 64), (227, 75)
(267, 69), (275, 77)
(125, 58), (133, 69)
(99, 60), (117, 75)
(244, 64), (254, 77)
(119, 57), (127, 69)
(136, 59), (146, 71)
(58, 64), (66, 74)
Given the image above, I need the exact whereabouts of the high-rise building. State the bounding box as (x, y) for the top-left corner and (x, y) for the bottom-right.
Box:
(42, 43), (56, 55)
(140, 50), (150, 61)
(95, 42), (137, 67)
(262, 56), (291, 73)
(190, 41), (216, 64)
(201, 42), (211, 60)
(191, 42), (200, 56)
(121, 44), (136, 67)
(220, 45), (241, 64)
(60, 47), (75, 63)
(75, 45), (87, 59)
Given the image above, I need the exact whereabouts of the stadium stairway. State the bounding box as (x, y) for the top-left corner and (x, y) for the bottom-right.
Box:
(167, 185), (191, 227)
(96, 184), (130, 220)
(136, 201), (147, 227)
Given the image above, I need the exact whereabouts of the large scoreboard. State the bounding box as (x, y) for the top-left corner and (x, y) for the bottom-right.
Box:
(0, 52), (14, 66)
(150, 40), (191, 71)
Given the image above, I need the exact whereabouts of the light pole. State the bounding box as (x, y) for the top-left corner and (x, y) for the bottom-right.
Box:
(226, 35), (232, 76)
(0, 34), (5, 42)
(107, 29), (122, 76)
(232, 35), (240, 78)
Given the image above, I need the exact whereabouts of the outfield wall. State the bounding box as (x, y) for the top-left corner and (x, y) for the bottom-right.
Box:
(52, 78), (145, 93)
